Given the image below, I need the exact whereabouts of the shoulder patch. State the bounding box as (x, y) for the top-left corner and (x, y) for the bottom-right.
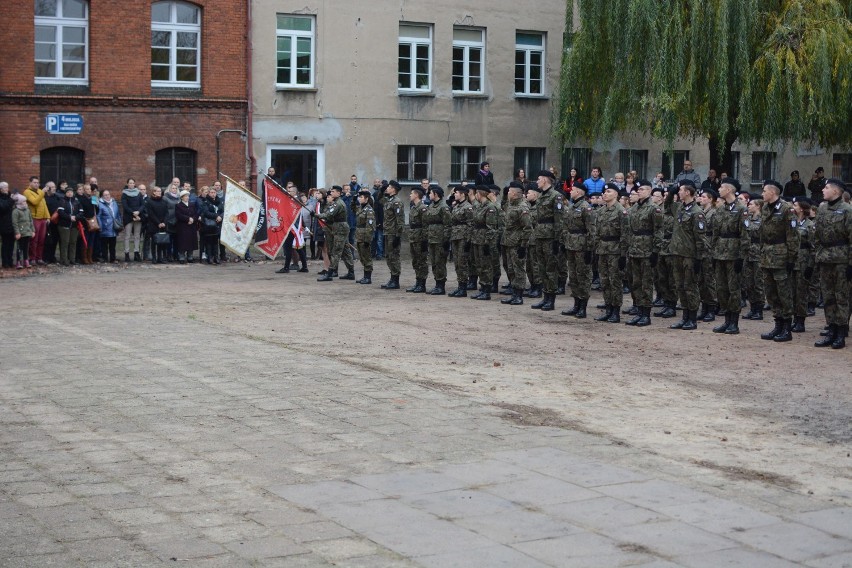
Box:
(791, 219), (797, 228)
(697, 219), (705, 231)
(744, 219), (750, 227)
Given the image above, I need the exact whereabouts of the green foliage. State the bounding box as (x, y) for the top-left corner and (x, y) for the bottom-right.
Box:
(556, 0), (852, 152)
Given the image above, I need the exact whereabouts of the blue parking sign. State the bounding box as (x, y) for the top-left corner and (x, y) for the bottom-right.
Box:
(45, 114), (83, 134)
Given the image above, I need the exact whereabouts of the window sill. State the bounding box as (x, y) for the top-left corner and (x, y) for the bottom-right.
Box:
(276, 86), (318, 92)
(398, 90), (435, 98)
(452, 92), (488, 99)
(514, 94), (549, 100)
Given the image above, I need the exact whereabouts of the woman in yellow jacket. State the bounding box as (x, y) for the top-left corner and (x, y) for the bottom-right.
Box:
(23, 176), (49, 263)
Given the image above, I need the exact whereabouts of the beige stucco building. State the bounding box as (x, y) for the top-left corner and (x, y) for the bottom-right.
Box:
(250, 0), (850, 192)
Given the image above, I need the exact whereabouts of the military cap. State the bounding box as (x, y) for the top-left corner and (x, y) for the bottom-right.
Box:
(508, 181), (524, 190)
(475, 185), (491, 194)
(792, 196), (813, 206)
(525, 182), (541, 193)
(700, 187), (719, 200)
(618, 190), (628, 199)
(651, 187), (666, 196)
(388, 180), (401, 190)
(678, 179), (696, 189)
(572, 182), (587, 193)
(487, 183), (501, 193)
(762, 180), (783, 192)
(430, 185), (444, 198)
(331, 185), (344, 191)
(358, 189), (372, 198)
(720, 177), (741, 192)
(537, 170), (556, 180)
(603, 182), (620, 192)
(453, 184), (470, 193)
(636, 179), (653, 188)
(790, 170), (800, 176)
(748, 192), (763, 201)
(410, 187), (425, 198)
(825, 177), (847, 189)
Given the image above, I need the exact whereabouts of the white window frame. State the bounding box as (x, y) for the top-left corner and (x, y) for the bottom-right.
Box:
(275, 14), (315, 89)
(34, 0), (89, 85)
(452, 28), (484, 94)
(397, 145), (432, 182)
(151, 1), (201, 88)
(515, 31), (545, 97)
(450, 146), (486, 183)
(398, 24), (432, 93)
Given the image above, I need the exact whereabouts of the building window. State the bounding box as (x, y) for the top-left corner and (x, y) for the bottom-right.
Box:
(832, 153), (852, 182)
(396, 146), (432, 182)
(618, 149), (648, 179)
(276, 15), (314, 88)
(452, 28), (484, 94)
(561, 147), (592, 179)
(40, 147), (85, 187)
(451, 146), (485, 183)
(514, 148), (546, 177)
(750, 152), (776, 186)
(155, 147), (197, 189)
(515, 31), (544, 96)
(151, 1), (201, 87)
(35, 0), (88, 84)
(661, 150), (689, 181)
(398, 24), (432, 92)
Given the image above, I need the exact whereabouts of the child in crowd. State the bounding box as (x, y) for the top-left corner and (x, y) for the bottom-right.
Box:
(12, 193), (34, 268)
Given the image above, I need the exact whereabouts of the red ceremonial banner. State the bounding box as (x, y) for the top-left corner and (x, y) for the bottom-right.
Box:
(256, 178), (303, 259)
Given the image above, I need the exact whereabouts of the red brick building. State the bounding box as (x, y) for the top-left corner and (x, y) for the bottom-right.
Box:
(0, 0), (249, 193)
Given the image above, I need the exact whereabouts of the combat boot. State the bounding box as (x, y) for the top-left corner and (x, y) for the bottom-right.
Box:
(467, 276), (478, 290)
(655, 303), (677, 318)
(491, 276), (500, 293)
(653, 294), (664, 307)
(561, 297), (580, 316)
(697, 302), (709, 321)
(339, 268), (356, 280)
(525, 285), (542, 299)
(357, 271), (372, 284)
(381, 274), (400, 289)
(574, 298), (588, 319)
(670, 310), (688, 329)
(557, 278), (567, 295)
(712, 313), (732, 333)
(540, 293), (555, 311)
(636, 307), (652, 327)
(448, 284), (467, 297)
(831, 325), (847, 349)
(773, 318), (793, 342)
(681, 309), (698, 330)
(622, 305), (639, 316)
(607, 308), (621, 324)
(807, 302), (816, 316)
(815, 324), (836, 347)
(406, 279), (425, 293)
(531, 294), (548, 309)
(500, 289), (518, 304)
(751, 306), (763, 320)
(472, 283), (491, 300)
(500, 283), (513, 295)
(429, 279), (446, 295)
(791, 316), (806, 333)
(317, 272), (334, 282)
(760, 318), (783, 340)
(725, 312), (740, 335)
(508, 289), (524, 305)
(625, 306), (643, 326)
(328, 269), (338, 277)
(595, 306), (612, 322)
(701, 303), (716, 322)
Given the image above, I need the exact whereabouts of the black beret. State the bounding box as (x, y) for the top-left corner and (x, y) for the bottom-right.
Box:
(618, 190), (628, 199)
(526, 183), (542, 193)
(763, 180), (783, 192)
(720, 177), (741, 192)
(790, 170), (799, 176)
(825, 177), (847, 189)
(603, 182), (620, 192)
(475, 185), (491, 193)
(453, 185), (469, 193)
(748, 192), (763, 201)
(792, 196), (813, 206)
(331, 185), (343, 191)
(358, 190), (372, 198)
(487, 184), (500, 191)
(651, 187), (665, 196)
(537, 170), (556, 180)
(636, 179), (653, 188)
(410, 187), (424, 198)
(430, 186), (444, 198)
(388, 180), (401, 190)
(678, 179), (696, 189)
(508, 181), (524, 190)
(571, 183), (587, 193)
(700, 187), (719, 200)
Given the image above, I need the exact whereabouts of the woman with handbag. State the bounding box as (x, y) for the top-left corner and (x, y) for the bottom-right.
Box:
(174, 190), (198, 264)
(198, 186), (222, 265)
(145, 186), (170, 264)
(96, 190), (121, 263)
(121, 178), (144, 262)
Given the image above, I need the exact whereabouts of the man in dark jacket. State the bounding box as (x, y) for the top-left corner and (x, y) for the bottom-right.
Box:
(44, 181), (62, 263)
(808, 167), (827, 203)
(783, 171), (806, 199)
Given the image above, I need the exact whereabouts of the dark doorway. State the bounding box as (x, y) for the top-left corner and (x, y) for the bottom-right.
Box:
(155, 147), (197, 189)
(40, 147), (85, 187)
(271, 149), (317, 190)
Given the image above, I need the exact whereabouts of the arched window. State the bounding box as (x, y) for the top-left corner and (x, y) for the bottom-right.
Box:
(40, 147), (85, 187)
(151, 1), (201, 87)
(156, 147), (197, 189)
(35, 0), (88, 84)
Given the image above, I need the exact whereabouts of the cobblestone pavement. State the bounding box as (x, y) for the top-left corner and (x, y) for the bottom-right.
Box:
(1, 266), (851, 567)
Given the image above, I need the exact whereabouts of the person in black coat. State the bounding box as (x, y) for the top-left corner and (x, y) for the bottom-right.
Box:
(56, 186), (84, 266)
(174, 190), (198, 263)
(198, 190), (223, 264)
(145, 186), (170, 264)
(0, 182), (14, 268)
(783, 170), (807, 199)
(474, 161), (495, 186)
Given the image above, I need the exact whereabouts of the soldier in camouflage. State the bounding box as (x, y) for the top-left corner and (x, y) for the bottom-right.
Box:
(470, 186), (500, 300)
(487, 186), (504, 292)
(500, 182), (532, 305)
(560, 183), (595, 318)
(696, 188), (719, 321)
(664, 180), (708, 330)
(758, 180), (800, 342)
(813, 178), (852, 349)
(424, 186), (452, 295)
(354, 190), (376, 284)
(380, 180), (404, 289)
(316, 185), (355, 281)
(593, 182), (627, 323)
(524, 183), (543, 299)
(448, 186), (473, 297)
(710, 178), (749, 334)
(741, 195), (765, 319)
(406, 188), (429, 293)
(652, 188), (678, 319)
(625, 180), (664, 326)
(531, 171), (564, 311)
(790, 197), (815, 333)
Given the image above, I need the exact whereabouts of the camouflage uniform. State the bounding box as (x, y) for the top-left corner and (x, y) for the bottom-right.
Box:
(471, 198), (499, 295)
(711, 199), (750, 332)
(594, 201), (628, 315)
(424, 199), (451, 287)
(449, 197), (473, 294)
(491, 196), (504, 288)
(813, 197), (852, 347)
(408, 201), (429, 285)
(698, 207), (718, 318)
(531, 185), (564, 308)
(626, 197), (664, 321)
(525, 196), (542, 296)
(665, 193), (709, 327)
(759, 198), (800, 340)
(560, 195), (595, 316)
(742, 212), (765, 318)
(382, 192), (404, 278)
(354, 203), (375, 275)
(318, 198), (353, 274)
(653, 213), (677, 317)
(502, 196), (532, 296)
(792, 217), (815, 321)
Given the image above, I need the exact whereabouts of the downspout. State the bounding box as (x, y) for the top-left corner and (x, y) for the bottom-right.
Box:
(246, 0), (257, 189)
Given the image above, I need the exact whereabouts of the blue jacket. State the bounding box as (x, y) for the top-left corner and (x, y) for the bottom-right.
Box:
(97, 199), (120, 237)
(583, 177), (605, 195)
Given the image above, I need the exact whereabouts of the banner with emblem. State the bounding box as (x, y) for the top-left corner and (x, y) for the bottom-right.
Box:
(219, 175), (262, 256)
(256, 176), (303, 260)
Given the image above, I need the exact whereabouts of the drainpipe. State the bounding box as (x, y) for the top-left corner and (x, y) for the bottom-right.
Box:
(246, 0), (257, 191)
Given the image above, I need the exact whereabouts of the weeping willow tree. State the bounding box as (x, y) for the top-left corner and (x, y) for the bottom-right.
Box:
(556, 0), (852, 173)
